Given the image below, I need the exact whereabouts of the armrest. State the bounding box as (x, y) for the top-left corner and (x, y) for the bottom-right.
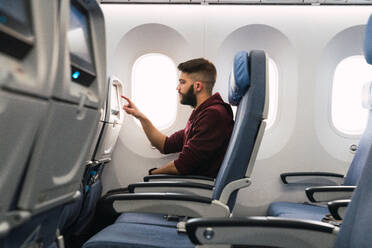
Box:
(104, 181), (214, 198)
(105, 187), (129, 196)
(143, 174), (215, 186)
(186, 217), (339, 248)
(305, 186), (355, 203)
(102, 192), (230, 218)
(128, 181), (214, 198)
(280, 172), (344, 185)
(328, 199), (350, 220)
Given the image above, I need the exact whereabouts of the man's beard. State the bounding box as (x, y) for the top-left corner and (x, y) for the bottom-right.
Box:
(180, 85), (197, 108)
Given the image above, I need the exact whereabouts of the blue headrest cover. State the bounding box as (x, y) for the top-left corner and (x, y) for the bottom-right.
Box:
(228, 51), (250, 106)
(364, 15), (372, 64)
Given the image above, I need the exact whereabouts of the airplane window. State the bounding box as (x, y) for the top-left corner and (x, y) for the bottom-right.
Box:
(231, 58), (278, 130)
(132, 53), (178, 130)
(332, 55), (372, 135)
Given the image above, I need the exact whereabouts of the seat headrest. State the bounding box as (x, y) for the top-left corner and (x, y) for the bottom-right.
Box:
(362, 81), (372, 109)
(228, 51), (250, 106)
(364, 15), (372, 64)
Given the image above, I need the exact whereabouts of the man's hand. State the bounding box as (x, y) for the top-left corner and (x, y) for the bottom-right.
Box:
(121, 95), (144, 119)
(121, 95), (166, 153)
(150, 161), (179, 175)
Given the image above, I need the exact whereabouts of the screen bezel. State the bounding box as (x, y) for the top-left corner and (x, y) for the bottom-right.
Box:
(69, 0), (96, 76)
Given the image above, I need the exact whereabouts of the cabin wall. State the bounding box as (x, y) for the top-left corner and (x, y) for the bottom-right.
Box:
(101, 5), (372, 216)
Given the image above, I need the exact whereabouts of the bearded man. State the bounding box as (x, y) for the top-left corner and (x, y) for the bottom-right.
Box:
(122, 58), (234, 178)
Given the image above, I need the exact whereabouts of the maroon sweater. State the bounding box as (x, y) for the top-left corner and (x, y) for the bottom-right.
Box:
(164, 93), (234, 178)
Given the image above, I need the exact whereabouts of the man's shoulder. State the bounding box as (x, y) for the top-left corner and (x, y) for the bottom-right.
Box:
(199, 103), (233, 121)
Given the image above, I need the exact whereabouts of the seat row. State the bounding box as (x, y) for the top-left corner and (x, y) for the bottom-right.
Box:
(82, 14), (372, 248)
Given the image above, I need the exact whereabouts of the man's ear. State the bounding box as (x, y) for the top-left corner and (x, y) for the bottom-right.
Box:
(194, 81), (203, 92)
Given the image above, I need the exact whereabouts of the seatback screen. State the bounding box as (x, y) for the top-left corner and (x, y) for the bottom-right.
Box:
(0, 0), (33, 59)
(0, 0), (31, 35)
(68, 4), (93, 66)
(111, 85), (120, 115)
(68, 2), (95, 86)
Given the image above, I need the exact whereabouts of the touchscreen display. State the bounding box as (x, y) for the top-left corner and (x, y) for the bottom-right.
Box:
(111, 85), (120, 114)
(68, 3), (93, 66)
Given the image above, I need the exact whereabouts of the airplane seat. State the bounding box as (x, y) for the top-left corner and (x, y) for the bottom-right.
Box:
(82, 49), (268, 248)
(14, 0), (106, 214)
(1, 0), (107, 247)
(59, 76), (124, 239)
(334, 110), (372, 245)
(267, 34), (372, 221)
(185, 82), (372, 248)
(113, 50), (268, 226)
(335, 16), (372, 246)
(213, 49), (268, 210)
(334, 88), (372, 247)
(185, 134), (372, 248)
(57, 76), (125, 245)
(266, 158), (363, 220)
(103, 50), (268, 226)
(182, 16), (372, 248)
(0, 0), (61, 246)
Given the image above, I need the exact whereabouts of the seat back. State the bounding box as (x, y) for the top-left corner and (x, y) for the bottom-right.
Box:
(76, 76), (124, 231)
(17, 0), (106, 215)
(0, 1), (107, 247)
(343, 17), (372, 187)
(334, 14), (372, 248)
(0, 0), (59, 237)
(92, 76), (125, 162)
(59, 76), (124, 236)
(212, 50), (268, 210)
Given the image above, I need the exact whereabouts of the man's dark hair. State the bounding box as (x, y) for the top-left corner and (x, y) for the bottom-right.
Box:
(178, 58), (217, 93)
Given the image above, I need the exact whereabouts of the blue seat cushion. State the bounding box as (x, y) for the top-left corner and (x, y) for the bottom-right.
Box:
(83, 222), (194, 248)
(267, 202), (329, 221)
(115, 213), (180, 227)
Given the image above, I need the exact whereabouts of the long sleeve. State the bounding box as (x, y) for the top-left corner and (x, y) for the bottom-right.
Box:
(163, 129), (185, 154)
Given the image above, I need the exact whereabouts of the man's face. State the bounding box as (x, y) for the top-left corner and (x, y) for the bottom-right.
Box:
(177, 72), (197, 108)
